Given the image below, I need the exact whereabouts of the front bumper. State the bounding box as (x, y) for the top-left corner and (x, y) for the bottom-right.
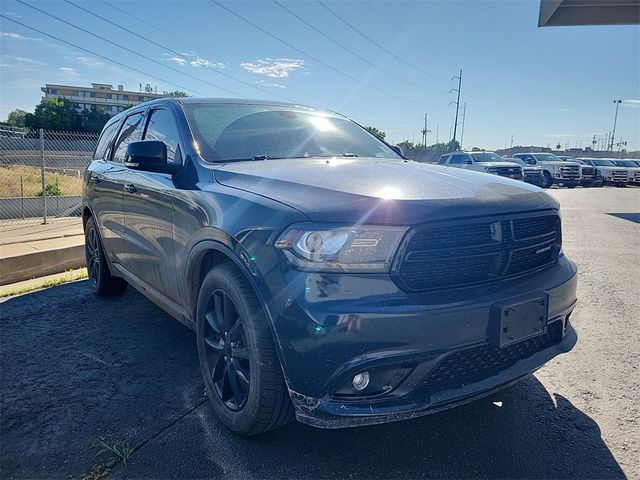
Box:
(581, 176), (603, 187)
(265, 255), (578, 428)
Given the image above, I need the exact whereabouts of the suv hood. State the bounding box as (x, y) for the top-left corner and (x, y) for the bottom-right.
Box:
(540, 160), (580, 167)
(213, 158), (558, 223)
(476, 161), (521, 168)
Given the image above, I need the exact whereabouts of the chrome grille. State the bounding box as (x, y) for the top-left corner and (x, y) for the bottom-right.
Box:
(558, 165), (580, 179)
(395, 213), (561, 292)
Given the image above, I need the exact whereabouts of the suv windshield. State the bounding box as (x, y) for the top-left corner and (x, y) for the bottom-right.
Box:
(534, 154), (563, 162)
(591, 159), (616, 166)
(182, 103), (401, 162)
(470, 152), (504, 162)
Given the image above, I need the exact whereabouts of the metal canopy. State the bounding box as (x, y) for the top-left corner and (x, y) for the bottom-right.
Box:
(539, 0), (640, 26)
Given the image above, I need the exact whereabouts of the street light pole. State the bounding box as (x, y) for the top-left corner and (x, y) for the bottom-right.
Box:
(610, 99), (622, 151)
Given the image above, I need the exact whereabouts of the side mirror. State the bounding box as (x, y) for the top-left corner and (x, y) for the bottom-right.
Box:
(392, 145), (405, 157)
(125, 140), (179, 174)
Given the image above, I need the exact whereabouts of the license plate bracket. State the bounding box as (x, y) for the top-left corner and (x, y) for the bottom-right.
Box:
(493, 295), (548, 348)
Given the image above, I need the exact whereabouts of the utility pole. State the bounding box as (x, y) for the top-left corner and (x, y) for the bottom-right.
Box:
(421, 113), (429, 148)
(459, 102), (467, 150)
(436, 125), (439, 144)
(450, 69), (463, 144)
(592, 134), (596, 150)
(605, 132), (610, 151)
(610, 99), (622, 151)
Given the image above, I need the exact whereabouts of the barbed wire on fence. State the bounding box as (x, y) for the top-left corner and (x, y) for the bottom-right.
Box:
(0, 127), (98, 227)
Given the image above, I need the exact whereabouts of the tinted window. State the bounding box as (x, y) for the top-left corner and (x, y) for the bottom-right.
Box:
(471, 152), (504, 162)
(112, 113), (145, 163)
(93, 121), (120, 160)
(144, 109), (181, 164)
(182, 104), (400, 162)
(438, 155), (448, 165)
(591, 159), (615, 166)
(448, 154), (469, 165)
(516, 154), (536, 165)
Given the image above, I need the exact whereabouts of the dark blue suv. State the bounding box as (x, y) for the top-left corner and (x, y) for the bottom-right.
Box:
(83, 98), (578, 435)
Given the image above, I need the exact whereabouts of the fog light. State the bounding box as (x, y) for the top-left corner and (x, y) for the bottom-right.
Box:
(352, 372), (370, 391)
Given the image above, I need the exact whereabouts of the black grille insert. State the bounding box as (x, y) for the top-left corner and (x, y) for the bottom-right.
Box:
(427, 321), (563, 392)
(395, 213), (560, 291)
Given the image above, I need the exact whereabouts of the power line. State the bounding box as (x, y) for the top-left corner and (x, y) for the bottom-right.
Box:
(210, 0), (439, 105)
(62, 0), (294, 102)
(315, 0), (449, 82)
(365, 1), (458, 70)
(273, 0), (447, 94)
(16, 0), (246, 97)
(0, 14), (207, 97)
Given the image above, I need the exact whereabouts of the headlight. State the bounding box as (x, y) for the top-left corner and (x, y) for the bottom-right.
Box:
(275, 224), (407, 272)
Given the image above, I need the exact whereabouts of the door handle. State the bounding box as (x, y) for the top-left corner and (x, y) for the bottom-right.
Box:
(123, 183), (137, 193)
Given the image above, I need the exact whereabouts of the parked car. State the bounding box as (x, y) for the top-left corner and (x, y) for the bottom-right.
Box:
(571, 159), (603, 187)
(579, 158), (629, 186)
(512, 153), (580, 188)
(501, 156), (545, 186)
(438, 151), (523, 180)
(83, 98), (578, 436)
(612, 160), (640, 186)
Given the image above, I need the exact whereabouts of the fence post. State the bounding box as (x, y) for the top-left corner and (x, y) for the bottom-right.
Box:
(39, 128), (47, 224)
(20, 175), (25, 219)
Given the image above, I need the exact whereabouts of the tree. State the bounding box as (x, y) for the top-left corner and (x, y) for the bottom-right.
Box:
(6, 109), (28, 128)
(365, 126), (386, 141)
(79, 106), (111, 134)
(162, 90), (188, 97)
(24, 98), (81, 132)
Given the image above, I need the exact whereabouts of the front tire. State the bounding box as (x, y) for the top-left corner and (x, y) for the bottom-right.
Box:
(84, 216), (127, 296)
(541, 172), (553, 188)
(196, 263), (294, 436)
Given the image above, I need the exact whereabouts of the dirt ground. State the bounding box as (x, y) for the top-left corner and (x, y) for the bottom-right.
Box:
(1, 187), (638, 479)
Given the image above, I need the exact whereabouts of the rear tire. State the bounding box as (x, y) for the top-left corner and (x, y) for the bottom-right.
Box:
(84, 216), (127, 296)
(196, 263), (294, 436)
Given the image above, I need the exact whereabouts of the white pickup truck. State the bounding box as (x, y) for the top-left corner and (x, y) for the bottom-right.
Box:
(438, 151), (523, 181)
(512, 153), (581, 188)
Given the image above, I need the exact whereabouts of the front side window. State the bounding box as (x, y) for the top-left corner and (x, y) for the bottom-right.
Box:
(534, 153), (562, 162)
(93, 121), (120, 160)
(448, 154), (469, 165)
(144, 109), (181, 164)
(112, 113), (145, 163)
(516, 154), (536, 165)
(182, 104), (401, 162)
(438, 155), (448, 165)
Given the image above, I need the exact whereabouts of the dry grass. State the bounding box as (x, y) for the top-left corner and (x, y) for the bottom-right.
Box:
(0, 165), (84, 198)
(0, 268), (88, 298)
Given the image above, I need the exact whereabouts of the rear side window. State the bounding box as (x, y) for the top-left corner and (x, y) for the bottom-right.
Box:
(449, 154), (468, 165)
(438, 155), (448, 165)
(144, 109), (181, 164)
(112, 113), (145, 163)
(93, 121), (120, 160)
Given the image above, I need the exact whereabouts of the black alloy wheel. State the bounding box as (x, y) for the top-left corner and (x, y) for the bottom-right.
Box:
(83, 216), (127, 296)
(202, 289), (251, 411)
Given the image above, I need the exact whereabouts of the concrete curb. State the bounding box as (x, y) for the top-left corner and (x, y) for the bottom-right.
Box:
(0, 244), (85, 286)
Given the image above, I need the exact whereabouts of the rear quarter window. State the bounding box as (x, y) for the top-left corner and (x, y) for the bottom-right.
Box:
(93, 121), (120, 160)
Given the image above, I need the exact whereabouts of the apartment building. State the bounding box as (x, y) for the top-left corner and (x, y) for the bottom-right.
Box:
(40, 82), (165, 115)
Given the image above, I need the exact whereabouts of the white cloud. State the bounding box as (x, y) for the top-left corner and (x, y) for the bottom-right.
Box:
(3, 55), (46, 66)
(59, 66), (80, 77)
(256, 79), (286, 89)
(0, 31), (41, 41)
(240, 58), (305, 78)
(75, 56), (106, 68)
(166, 53), (224, 68)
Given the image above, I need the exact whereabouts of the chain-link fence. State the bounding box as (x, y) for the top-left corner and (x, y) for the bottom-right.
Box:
(0, 127), (97, 227)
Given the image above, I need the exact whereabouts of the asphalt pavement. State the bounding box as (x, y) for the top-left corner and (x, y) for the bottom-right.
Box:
(1, 187), (638, 479)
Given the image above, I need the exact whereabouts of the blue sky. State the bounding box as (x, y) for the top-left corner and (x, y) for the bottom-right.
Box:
(1, 0), (639, 150)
